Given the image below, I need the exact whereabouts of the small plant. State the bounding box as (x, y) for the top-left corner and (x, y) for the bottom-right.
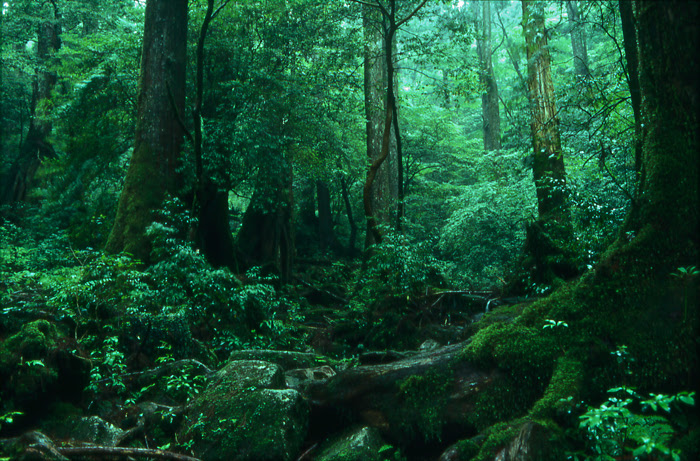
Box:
(543, 319), (568, 329)
(671, 265), (699, 323)
(577, 387), (695, 460)
(0, 411), (23, 432)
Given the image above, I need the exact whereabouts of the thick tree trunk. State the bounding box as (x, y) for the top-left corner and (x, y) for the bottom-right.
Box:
(106, 0), (188, 262)
(1, 4), (61, 205)
(566, 1), (589, 79)
(462, 1), (699, 457)
(474, 1), (501, 151)
(518, 0), (576, 287)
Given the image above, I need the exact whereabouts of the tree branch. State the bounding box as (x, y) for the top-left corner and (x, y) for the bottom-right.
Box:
(58, 446), (201, 461)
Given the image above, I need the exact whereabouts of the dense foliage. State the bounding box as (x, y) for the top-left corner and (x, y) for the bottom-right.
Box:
(1, 1), (696, 460)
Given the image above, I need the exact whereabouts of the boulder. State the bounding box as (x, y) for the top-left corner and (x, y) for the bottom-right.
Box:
(0, 320), (90, 417)
(315, 426), (388, 461)
(305, 341), (499, 445)
(44, 416), (126, 447)
(227, 350), (327, 370)
(181, 360), (309, 461)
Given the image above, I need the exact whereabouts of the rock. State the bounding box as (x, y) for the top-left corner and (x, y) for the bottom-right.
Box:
(181, 360), (309, 460)
(315, 426), (388, 461)
(305, 341), (500, 445)
(210, 359), (286, 389)
(227, 349), (327, 370)
(45, 416), (126, 447)
(0, 320), (90, 417)
(285, 365), (335, 389)
(438, 438), (481, 461)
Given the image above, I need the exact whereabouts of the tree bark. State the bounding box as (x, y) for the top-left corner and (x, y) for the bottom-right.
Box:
(341, 176), (358, 258)
(317, 180), (334, 252)
(618, 0), (643, 175)
(566, 1), (589, 79)
(193, 0), (235, 269)
(234, 159), (294, 283)
(362, 3), (397, 247)
(518, 1), (576, 288)
(474, 1), (501, 151)
(105, 0), (188, 262)
(1, 2), (61, 205)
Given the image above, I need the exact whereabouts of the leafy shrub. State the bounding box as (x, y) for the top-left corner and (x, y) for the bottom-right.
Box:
(576, 387), (695, 460)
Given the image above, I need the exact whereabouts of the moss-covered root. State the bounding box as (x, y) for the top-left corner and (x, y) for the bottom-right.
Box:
(474, 418), (565, 461)
(529, 355), (584, 421)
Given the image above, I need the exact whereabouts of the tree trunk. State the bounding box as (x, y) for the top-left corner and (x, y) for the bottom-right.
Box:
(193, 0), (235, 269)
(317, 180), (334, 253)
(234, 159), (294, 283)
(464, 1), (699, 457)
(105, 0), (188, 262)
(519, 0), (576, 287)
(618, 0), (643, 175)
(341, 177), (358, 258)
(1, 3), (61, 205)
(566, 0), (589, 79)
(474, 1), (501, 151)
(362, 3), (397, 247)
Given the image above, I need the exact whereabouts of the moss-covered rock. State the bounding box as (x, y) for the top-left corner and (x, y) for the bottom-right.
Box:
(227, 350), (328, 370)
(44, 416), (125, 446)
(181, 360), (309, 460)
(210, 359), (286, 389)
(438, 438), (480, 461)
(316, 426), (387, 461)
(0, 320), (90, 420)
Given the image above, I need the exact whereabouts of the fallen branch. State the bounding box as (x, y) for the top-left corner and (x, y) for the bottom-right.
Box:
(59, 446), (201, 461)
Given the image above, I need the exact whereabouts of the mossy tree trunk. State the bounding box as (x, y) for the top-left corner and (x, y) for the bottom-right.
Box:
(467, 1), (698, 457)
(1, 2), (60, 205)
(105, 0), (188, 263)
(519, 0), (577, 288)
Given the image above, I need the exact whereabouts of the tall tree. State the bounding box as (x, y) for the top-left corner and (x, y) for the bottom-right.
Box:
(566, 0), (589, 79)
(362, 3), (398, 246)
(359, 0), (428, 245)
(474, 1), (501, 151)
(191, 0), (236, 269)
(105, 0), (188, 262)
(1, 1), (61, 205)
(520, 0), (576, 286)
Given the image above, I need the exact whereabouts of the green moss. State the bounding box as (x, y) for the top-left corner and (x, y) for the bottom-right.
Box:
(464, 322), (558, 377)
(392, 370), (452, 441)
(473, 418), (565, 461)
(0, 320), (60, 373)
(529, 355), (583, 420)
(183, 385), (308, 460)
(452, 439), (479, 460)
